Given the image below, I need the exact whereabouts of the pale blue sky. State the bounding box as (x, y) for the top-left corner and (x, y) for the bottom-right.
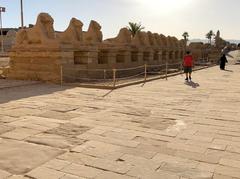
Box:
(1, 0), (240, 40)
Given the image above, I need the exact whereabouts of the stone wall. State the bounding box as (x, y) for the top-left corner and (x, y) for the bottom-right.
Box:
(9, 12), (185, 83)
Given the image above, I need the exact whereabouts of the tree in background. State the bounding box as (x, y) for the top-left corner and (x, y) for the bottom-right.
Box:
(206, 30), (215, 45)
(127, 22), (145, 37)
(182, 32), (189, 49)
(182, 32), (189, 42)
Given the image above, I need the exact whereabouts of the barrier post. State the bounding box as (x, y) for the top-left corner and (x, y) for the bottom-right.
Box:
(113, 69), (116, 88)
(60, 65), (63, 87)
(103, 69), (106, 80)
(144, 64), (147, 82)
(165, 61), (168, 80)
(180, 63), (183, 74)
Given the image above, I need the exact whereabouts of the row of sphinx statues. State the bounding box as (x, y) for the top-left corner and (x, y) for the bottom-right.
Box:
(14, 12), (185, 49)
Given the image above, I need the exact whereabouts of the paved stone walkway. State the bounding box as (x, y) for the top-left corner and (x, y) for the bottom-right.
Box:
(0, 52), (240, 179)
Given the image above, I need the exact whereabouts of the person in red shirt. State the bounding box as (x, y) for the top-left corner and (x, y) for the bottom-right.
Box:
(183, 51), (193, 81)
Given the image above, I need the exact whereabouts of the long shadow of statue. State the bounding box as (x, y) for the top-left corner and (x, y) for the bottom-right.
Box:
(185, 81), (200, 88)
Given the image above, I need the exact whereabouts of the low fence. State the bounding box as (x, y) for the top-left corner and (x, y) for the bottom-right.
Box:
(62, 61), (213, 89)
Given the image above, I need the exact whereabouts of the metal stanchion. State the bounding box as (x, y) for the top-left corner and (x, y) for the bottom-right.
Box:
(144, 64), (147, 82)
(60, 65), (63, 87)
(180, 63), (183, 74)
(165, 61), (168, 80)
(113, 69), (116, 88)
(103, 69), (106, 80)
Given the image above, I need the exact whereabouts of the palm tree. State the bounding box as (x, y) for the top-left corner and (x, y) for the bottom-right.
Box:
(206, 30), (215, 45)
(127, 22), (145, 37)
(182, 32), (189, 49)
(182, 32), (189, 42)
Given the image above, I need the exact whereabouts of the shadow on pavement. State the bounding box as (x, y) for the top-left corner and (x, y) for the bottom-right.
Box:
(102, 89), (114, 97)
(224, 69), (233, 72)
(0, 83), (72, 104)
(185, 81), (200, 88)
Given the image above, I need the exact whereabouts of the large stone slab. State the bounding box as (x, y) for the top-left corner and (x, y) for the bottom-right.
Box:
(0, 139), (64, 174)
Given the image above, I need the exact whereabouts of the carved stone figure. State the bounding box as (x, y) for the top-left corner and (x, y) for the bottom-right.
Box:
(171, 37), (179, 48)
(168, 36), (179, 48)
(15, 13), (57, 46)
(6, 30), (17, 38)
(141, 32), (151, 46)
(57, 18), (83, 44)
(5, 30), (17, 48)
(132, 31), (150, 46)
(153, 33), (162, 47)
(179, 39), (186, 48)
(104, 28), (131, 44)
(147, 31), (158, 46)
(131, 32), (144, 46)
(83, 20), (103, 44)
(159, 34), (167, 47)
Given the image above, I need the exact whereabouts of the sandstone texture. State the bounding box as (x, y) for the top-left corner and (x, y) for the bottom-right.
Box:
(9, 12), (186, 83)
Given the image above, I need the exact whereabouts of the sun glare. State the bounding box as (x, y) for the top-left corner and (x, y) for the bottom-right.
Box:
(137, 0), (193, 14)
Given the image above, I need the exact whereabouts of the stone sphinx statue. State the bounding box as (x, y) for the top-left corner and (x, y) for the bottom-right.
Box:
(179, 39), (186, 48)
(153, 33), (162, 47)
(83, 20), (103, 44)
(104, 28), (132, 45)
(171, 37), (179, 48)
(167, 36), (174, 48)
(5, 30), (17, 48)
(132, 31), (150, 46)
(141, 32), (151, 46)
(147, 31), (158, 46)
(15, 13), (58, 47)
(159, 34), (167, 47)
(57, 18), (83, 44)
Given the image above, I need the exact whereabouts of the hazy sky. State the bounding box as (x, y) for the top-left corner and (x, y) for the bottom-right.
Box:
(1, 0), (240, 40)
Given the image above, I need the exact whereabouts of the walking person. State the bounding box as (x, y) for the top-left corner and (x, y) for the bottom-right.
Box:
(183, 51), (193, 82)
(219, 54), (228, 70)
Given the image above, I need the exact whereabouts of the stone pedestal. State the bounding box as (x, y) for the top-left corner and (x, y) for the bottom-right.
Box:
(8, 49), (73, 83)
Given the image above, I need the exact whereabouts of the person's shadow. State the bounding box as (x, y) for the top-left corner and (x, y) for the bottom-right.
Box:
(185, 81), (200, 88)
(223, 69), (233, 72)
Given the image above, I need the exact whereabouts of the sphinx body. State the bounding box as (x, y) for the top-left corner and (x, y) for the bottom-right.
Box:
(83, 20), (103, 44)
(104, 28), (132, 45)
(57, 18), (83, 44)
(15, 13), (58, 47)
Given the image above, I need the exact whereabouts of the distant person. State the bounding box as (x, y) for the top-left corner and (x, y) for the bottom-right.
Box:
(219, 54), (228, 70)
(183, 51), (193, 81)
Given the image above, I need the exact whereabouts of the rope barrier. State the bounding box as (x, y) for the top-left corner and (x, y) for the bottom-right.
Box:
(63, 73), (113, 81)
(71, 77), (112, 82)
(167, 62), (182, 66)
(61, 60), (214, 86)
(115, 65), (145, 72)
(147, 64), (166, 68)
(115, 72), (145, 81)
(147, 71), (167, 75)
(62, 67), (107, 72)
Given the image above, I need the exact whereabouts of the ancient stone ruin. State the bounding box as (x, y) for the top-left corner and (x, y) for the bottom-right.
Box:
(188, 30), (229, 64)
(8, 12), (186, 83)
